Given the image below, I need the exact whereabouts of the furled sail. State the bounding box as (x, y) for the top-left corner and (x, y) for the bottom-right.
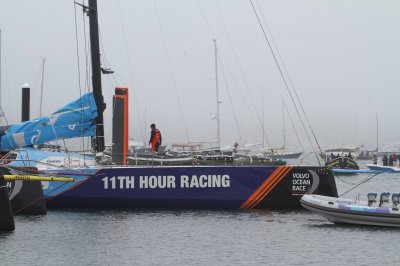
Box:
(0, 92), (97, 151)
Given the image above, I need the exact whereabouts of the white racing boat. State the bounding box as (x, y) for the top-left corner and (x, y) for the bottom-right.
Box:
(300, 193), (400, 227)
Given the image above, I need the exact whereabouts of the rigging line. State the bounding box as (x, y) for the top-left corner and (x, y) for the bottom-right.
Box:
(153, 0), (190, 142)
(98, 31), (111, 69)
(196, 0), (216, 38)
(109, 72), (119, 87)
(249, 0), (321, 165)
(39, 58), (46, 117)
(79, 1), (89, 152)
(74, 1), (85, 152)
(116, 0), (145, 142)
(98, 31), (115, 100)
(217, 52), (242, 141)
(335, 173), (373, 186)
(284, 101), (304, 151)
(338, 172), (380, 197)
(0, 105), (8, 125)
(25, 60), (44, 118)
(250, 1), (310, 146)
(113, 72), (130, 89)
(105, 74), (117, 92)
(74, 1), (83, 96)
(31, 60), (44, 100)
(255, 0), (323, 155)
(218, 49), (272, 148)
(214, 0), (265, 136)
(82, 0), (91, 93)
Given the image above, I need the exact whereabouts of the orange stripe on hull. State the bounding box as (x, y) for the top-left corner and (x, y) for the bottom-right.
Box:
(240, 166), (286, 209)
(246, 166), (292, 209)
(240, 166), (292, 209)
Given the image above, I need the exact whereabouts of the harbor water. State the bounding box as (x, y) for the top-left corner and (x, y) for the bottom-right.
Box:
(1, 161), (400, 265)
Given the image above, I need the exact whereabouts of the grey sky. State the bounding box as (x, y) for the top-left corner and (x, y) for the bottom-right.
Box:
(0, 0), (399, 151)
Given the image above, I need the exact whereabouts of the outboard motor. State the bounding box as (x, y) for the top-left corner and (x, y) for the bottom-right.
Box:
(367, 193), (377, 206)
(379, 192), (390, 207)
(392, 193), (400, 208)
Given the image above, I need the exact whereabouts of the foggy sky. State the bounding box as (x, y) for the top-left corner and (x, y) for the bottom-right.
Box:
(0, 0), (399, 151)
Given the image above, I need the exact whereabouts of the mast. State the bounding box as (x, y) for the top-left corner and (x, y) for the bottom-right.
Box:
(144, 107), (147, 142)
(39, 58), (45, 117)
(282, 99), (286, 151)
(214, 39), (221, 148)
(376, 114), (379, 151)
(261, 88), (265, 149)
(0, 29), (2, 123)
(88, 0), (105, 153)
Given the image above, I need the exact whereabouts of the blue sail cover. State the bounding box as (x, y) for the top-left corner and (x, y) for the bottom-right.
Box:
(0, 92), (98, 151)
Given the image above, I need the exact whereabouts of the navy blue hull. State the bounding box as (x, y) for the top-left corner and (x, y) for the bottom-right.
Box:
(44, 165), (337, 209)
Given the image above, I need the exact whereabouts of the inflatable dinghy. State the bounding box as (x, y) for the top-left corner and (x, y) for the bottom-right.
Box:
(301, 193), (400, 227)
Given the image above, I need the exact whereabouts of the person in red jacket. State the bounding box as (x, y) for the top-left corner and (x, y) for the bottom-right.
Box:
(149, 124), (162, 153)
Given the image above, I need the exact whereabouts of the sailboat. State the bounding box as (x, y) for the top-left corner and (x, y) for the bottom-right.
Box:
(2, 0), (338, 209)
(264, 100), (303, 160)
(270, 147), (303, 160)
(358, 115), (379, 160)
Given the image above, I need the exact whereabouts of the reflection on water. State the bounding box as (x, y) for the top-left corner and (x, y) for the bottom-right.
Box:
(1, 165), (400, 265)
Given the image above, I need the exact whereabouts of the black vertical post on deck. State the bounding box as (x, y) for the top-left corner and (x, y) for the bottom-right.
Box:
(21, 83), (30, 122)
(88, 0), (105, 153)
(112, 88), (128, 165)
(112, 94), (125, 165)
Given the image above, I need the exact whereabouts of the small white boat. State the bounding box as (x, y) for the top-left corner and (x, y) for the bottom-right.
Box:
(300, 193), (400, 227)
(366, 164), (400, 173)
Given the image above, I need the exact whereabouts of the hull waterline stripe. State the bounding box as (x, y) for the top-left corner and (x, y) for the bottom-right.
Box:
(240, 166), (291, 209)
(246, 166), (292, 209)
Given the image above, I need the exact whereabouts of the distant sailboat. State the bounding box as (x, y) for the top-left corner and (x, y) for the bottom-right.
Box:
(358, 114), (379, 160)
(268, 100), (303, 159)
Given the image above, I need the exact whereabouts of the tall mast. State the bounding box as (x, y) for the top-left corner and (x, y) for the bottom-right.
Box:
(261, 88), (264, 149)
(0, 29), (2, 122)
(214, 39), (221, 148)
(282, 99), (286, 151)
(144, 107), (147, 141)
(88, 0), (105, 153)
(376, 114), (379, 151)
(39, 58), (45, 117)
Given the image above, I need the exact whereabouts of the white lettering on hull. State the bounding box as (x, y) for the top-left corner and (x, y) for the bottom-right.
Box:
(101, 175), (231, 190)
(291, 172), (313, 195)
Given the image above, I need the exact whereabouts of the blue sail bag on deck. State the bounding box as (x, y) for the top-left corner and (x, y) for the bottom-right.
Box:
(0, 92), (98, 151)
